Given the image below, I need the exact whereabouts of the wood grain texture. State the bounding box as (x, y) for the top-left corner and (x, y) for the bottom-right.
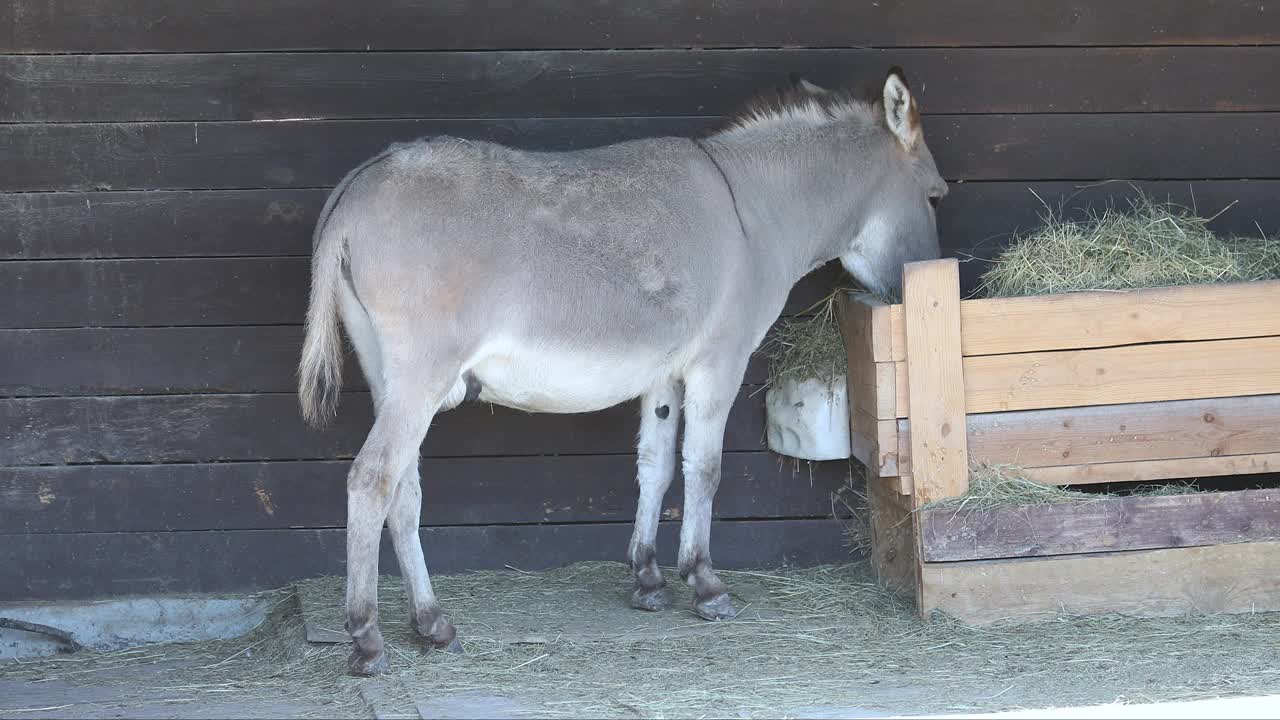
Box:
(920, 541), (1280, 623)
(965, 336), (1280, 414)
(920, 488), (1280, 562)
(896, 394), (1280, 475)
(844, 412), (899, 477)
(1, 519), (849, 600)
(926, 113), (1280, 183)
(1025, 452), (1280, 486)
(837, 292), (898, 475)
(0, 258), (841, 330)
(0, 453), (849, 533)
(868, 475), (917, 596)
(903, 259), (969, 505)
(0, 326), (774, 395)
(4, 114), (1279, 193)
(0, 389), (771, 465)
(8, 48), (1280, 123)
(0, 189), (323, 260)
(884, 280), (1280, 361)
(0, 118), (711, 193)
(5, 0), (1273, 52)
(8, 181), (1279, 261)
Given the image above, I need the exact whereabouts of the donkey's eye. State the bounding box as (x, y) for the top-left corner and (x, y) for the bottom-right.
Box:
(928, 195), (941, 209)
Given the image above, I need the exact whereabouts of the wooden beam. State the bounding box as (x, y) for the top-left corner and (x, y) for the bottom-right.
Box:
(1, 519), (850, 601)
(893, 335), (1280, 416)
(838, 293), (899, 477)
(895, 394), (1280, 476)
(885, 279), (1280, 362)
(920, 541), (1280, 624)
(920, 488), (1280, 562)
(902, 259), (969, 505)
(868, 475), (917, 597)
(837, 292), (897, 414)
(849, 410), (900, 477)
(1025, 452), (1280, 486)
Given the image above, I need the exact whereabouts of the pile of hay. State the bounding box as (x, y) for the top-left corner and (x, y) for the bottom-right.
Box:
(9, 562), (1280, 718)
(922, 463), (1205, 513)
(978, 196), (1280, 298)
(757, 292), (847, 390)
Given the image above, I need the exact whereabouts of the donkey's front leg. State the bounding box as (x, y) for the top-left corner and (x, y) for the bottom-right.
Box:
(627, 379), (683, 611)
(678, 364), (744, 620)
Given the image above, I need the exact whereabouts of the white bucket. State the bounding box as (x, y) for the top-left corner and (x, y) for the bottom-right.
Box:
(764, 376), (851, 461)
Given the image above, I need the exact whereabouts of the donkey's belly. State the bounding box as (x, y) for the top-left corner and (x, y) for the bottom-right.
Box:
(470, 345), (670, 414)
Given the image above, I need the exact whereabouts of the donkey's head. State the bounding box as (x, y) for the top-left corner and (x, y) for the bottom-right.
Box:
(711, 67), (946, 295)
(838, 67), (946, 294)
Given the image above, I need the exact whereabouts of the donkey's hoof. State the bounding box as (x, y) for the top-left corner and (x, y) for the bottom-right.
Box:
(694, 593), (738, 621)
(630, 585), (672, 612)
(412, 612), (457, 649)
(347, 649), (388, 677)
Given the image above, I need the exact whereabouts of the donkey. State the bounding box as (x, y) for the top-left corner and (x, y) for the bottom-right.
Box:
(298, 67), (945, 675)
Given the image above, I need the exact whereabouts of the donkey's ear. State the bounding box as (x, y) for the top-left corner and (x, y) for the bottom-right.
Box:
(883, 66), (921, 148)
(789, 73), (830, 95)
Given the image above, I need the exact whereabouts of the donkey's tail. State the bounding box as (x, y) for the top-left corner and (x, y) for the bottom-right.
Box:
(299, 148), (400, 425)
(297, 183), (350, 427)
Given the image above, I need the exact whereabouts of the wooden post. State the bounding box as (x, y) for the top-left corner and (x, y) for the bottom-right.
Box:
(903, 258), (969, 506)
(902, 258), (969, 619)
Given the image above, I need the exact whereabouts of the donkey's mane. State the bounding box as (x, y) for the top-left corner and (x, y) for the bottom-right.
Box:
(711, 81), (879, 140)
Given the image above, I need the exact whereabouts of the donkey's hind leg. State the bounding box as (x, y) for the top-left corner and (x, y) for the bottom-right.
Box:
(387, 462), (459, 651)
(344, 355), (459, 676)
(341, 284), (461, 657)
(628, 379), (682, 611)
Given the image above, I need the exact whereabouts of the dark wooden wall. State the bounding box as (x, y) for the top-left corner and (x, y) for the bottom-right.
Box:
(3, 1), (1278, 599)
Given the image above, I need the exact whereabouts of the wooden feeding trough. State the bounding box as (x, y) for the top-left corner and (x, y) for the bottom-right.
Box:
(836, 258), (1280, 623)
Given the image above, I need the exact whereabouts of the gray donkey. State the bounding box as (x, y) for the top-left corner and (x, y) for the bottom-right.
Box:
(299, 67), (945, 675)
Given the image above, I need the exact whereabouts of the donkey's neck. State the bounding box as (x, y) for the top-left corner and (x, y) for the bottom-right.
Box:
(700, 128), (878, 286)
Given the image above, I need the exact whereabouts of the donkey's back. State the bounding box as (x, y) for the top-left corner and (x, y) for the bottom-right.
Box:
(303, 135), (750, 421)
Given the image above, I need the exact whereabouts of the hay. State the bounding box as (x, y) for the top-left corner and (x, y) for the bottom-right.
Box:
(977, 194), (1280, 298)
(921, 464), (1096, 512)
(7, 563), (1280, 718)
(757, 291), (847, 391)
(922, 465), (1210, 513)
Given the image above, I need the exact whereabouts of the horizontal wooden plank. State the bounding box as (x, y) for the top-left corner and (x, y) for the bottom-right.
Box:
(0, 189), (323, 260)
(0, 453), (849, 533)
(894, 336), (1280, 416)
(1026, 452), (1280, 486)
(2, 518), (849, 600)
(10, 181), (1279, 261)
(4, 1), (1273, 53)
(897, 394), (1280, 475)
(920, 488), (1280, 562)
(4, 115), (1279, 193)
(8, 48), (1280, 123)
(0, 326), (341, 395)
(920, 540), (1280, 623)
(0, 258), (840, 329)
(0, 258), (307, 328)
(0, 389), (771, 465)
(926, 113), (1280, 183)
(0, 326), (774, 395)
(0, 118), (709, 193)
(883, 280), (1280, 362)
